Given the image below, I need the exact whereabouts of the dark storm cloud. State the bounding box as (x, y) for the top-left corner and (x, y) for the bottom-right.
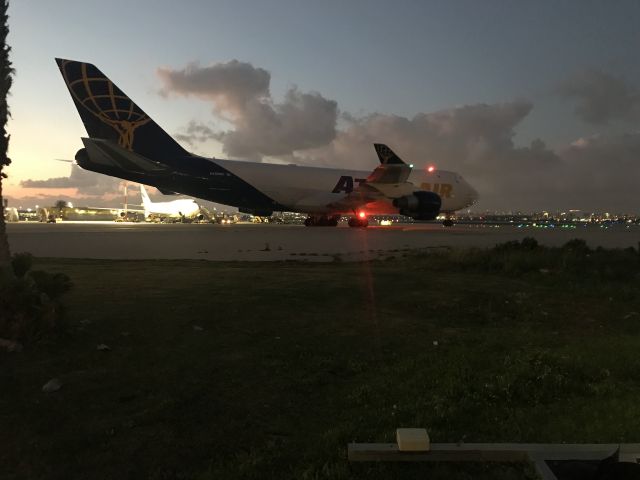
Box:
(21, 165), (121, 196)
(217, 88), (338, 158)
(558, 68), (640, 125)
(293, 101), (567, 210)
(156, 60), (640, 212)
(293, 102), (640, 212)
(158, 61), (338, 159)
(556, 132), (640, 212)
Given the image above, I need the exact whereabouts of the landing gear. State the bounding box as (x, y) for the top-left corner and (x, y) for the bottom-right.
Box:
(348, 217), (369, 228)
(304, 215), (340, 227)
(442, 218), (454, 227)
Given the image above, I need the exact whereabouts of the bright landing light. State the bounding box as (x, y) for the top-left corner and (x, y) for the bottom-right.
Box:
(358, 211), (366, 219)
(427, 165), (435, 173)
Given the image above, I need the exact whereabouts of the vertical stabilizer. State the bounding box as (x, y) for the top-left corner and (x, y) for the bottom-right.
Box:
(55, 58), (188, 165)
(139, 184), (152, 217)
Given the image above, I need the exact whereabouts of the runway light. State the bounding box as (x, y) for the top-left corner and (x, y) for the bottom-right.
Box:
(427, 165), (436, 173)
(358, 211), (366, 219)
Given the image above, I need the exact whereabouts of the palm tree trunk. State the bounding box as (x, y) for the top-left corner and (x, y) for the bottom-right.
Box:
(0, 0), (12, 272)
(0, 179), (9, 269)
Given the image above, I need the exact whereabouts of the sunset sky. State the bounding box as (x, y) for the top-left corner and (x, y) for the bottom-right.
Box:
(4, 0), (640, 212)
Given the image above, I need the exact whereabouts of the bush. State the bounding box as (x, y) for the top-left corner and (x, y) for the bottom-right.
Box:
(562, 238), (590, 254)
(415, 238), (640, 281)
(0, 254), (72, 343)
(494, 237), (540, 252)
(29, 270), (73, 299)
(11, 252), (33, 278)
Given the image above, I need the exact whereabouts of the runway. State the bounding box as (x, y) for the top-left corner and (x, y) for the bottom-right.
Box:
(6, 221), (639, 261)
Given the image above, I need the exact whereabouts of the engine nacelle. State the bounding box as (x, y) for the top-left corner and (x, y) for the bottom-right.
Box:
(393, 191), (442, 220)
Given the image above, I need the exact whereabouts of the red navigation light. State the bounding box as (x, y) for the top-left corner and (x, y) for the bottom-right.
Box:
(427, 165), (436, 173)
(358, 211), (366, 219)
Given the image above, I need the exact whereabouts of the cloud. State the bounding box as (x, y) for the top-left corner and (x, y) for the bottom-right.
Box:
(292, 101), (566, 209)
(292, 101), (640, 212)
(158, 60), (270, 117)
(556, 131), (640, 211)
(158, 60), (338, 159)
(18, 62), (637, 213)
(558, 68), (640, 125)
(217, 88), (338, 158)
(174, 121), (218, 146)
(21, 164), (121, 196)
(158, 58), (640, 211)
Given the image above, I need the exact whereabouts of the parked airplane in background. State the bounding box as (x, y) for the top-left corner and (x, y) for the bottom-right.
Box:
(56, 58), (478, 227)
(139, 184), (201, 220)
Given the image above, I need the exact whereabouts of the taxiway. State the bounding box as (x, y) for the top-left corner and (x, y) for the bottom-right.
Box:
(6, 222), (638, 262)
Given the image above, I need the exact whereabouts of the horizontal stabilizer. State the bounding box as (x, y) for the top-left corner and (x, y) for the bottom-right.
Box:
(81, 138), (171, 174)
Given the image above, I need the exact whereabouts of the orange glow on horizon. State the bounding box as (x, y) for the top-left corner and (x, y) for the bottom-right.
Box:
(4, 185), (78, 199)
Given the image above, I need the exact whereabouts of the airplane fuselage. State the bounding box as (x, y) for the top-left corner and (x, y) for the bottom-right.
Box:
(145, 199), (200, 217)
(77, 140), (477, 216)
(213, 158), (478, 214)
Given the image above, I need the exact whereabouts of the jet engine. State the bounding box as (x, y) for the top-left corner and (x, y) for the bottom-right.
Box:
(393, 191), (442, 220)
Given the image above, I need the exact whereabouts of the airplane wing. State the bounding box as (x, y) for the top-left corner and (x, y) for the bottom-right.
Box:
(326, 144), (415, 212)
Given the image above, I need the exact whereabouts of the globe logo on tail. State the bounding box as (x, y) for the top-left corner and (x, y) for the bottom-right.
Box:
(59, 60), (150, 151)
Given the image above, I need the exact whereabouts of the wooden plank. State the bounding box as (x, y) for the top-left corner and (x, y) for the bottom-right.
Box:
(347, 442), (640, 463)
(348, 443), (528, 462)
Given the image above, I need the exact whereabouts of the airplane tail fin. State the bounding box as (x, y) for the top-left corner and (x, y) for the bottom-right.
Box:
(139, 184), (152, 217)
(55, 58), (188, 165)
(373, 144), (406, 165)
(367, 144), (412, 184)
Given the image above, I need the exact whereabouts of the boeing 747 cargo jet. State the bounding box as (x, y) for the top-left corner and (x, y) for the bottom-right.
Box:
(56, 58), (478, 227)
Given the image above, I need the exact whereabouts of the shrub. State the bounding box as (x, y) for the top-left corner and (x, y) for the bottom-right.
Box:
(11, 252), (33, 278)
(562, 238), (590, 254)
(0, 254), (72, 343)
(28, 270), (73, 299)
(416, 238), (640, 281)
(494, 237), (539, 252)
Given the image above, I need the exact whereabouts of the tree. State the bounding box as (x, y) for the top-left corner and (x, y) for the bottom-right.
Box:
(0, 0), (12, 272)
(54, 200), (68, 219)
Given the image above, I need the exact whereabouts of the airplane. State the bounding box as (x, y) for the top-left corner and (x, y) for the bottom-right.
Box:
(139, 184), (201, 220)
(56, 58), (478, 228)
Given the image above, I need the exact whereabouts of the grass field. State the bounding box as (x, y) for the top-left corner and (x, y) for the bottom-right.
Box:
(2, 242), (640, 479)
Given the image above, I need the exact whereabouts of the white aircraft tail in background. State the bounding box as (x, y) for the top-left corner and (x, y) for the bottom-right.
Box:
(139, 184), (201, 219)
